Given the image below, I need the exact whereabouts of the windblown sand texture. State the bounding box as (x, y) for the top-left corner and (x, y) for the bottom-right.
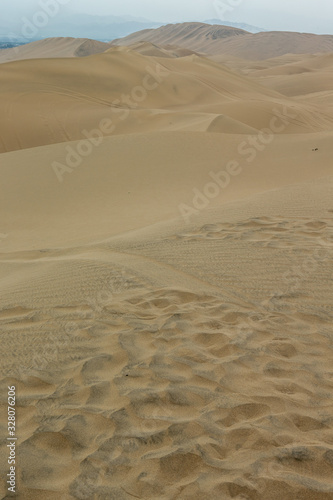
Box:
(0, 23), (333, 500)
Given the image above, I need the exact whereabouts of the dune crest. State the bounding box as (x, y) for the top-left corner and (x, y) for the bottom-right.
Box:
(0, 37), (110, 63)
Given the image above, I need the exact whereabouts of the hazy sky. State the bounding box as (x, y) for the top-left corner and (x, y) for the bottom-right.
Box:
(3, 0), (333, 34)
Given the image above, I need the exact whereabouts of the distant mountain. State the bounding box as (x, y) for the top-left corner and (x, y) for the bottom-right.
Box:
(0, 10), (163, 43)
(111, 22), (249, 51)
(113, 15), (158, 23)
(112, 22), (333, 60)
(0, 41), (25, 49)
(204, 19), (266, 34)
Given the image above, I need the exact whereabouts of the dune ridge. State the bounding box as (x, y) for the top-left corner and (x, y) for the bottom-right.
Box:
(113, 23), (333, 59)
(0, 37), (110, 64)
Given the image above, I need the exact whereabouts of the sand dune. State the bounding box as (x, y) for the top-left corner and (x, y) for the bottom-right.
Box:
(0, 48), (279, 153)
(123, 41), (199, 58)
(219, 53), (333, 77)
(113, 23), (333, 60)
(112, 22), (248, 51)
(0, 29), (333, 500)
(241, 53), (333, 98)
(1, 47), (333, 154)
(0, 37), (200, 66)
(1, 130), (332, 251)
(213, 31), (333, 60)
(207, 52), (333, 110)
(257, 72), (333, 97)
(246, 53), (333, 76)
(0, 37), (110, 64)
(207, 53), (320, 76)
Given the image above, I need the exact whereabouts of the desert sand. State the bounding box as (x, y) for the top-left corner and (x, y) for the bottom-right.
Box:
(0, 38), (110, 64)
(0, 24), (333, 500)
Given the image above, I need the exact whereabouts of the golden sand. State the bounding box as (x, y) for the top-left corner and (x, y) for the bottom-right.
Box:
(0, 31), (332, 499)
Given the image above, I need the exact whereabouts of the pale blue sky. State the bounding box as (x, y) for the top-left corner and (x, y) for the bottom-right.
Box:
(3, 0), (333, 34)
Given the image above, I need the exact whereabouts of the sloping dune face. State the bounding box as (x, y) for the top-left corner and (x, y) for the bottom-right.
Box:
(0, 28), (333, 500)
(220, 52), (333, 117)
(1, 46), (333, 153)
(245, 53), (333, 100)
(0, 37), (110, 63)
